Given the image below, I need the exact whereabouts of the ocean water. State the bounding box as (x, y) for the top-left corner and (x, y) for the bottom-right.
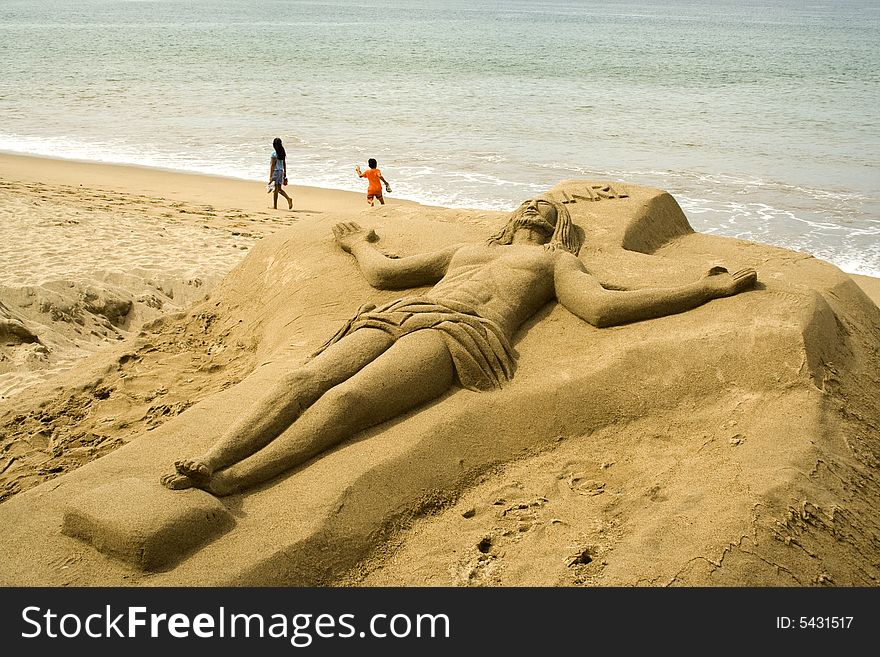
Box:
(1, 0), (878, 275)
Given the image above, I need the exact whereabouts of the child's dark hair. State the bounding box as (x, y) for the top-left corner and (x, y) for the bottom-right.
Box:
(273, 137), (286, 161)
(368, 158), (377, 169)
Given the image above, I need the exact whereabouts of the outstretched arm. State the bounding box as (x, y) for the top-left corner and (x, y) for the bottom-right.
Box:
(554, 252), (756, 328)
(333, 222), (461, 290)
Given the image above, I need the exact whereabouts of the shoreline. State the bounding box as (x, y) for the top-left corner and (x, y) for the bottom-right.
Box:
(0, 150), (420, 216)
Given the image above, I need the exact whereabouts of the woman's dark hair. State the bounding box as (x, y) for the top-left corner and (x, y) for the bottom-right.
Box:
(273, 137), (286, 161)
(368, 158), (377, 169)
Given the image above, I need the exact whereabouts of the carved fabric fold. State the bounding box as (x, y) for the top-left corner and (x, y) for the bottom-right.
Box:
(313, 297), (517, 391)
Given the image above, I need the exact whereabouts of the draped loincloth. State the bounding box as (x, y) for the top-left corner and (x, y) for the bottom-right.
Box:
(313, 297), (517, 391)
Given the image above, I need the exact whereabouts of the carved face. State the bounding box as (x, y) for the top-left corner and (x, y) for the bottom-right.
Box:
(511, 198), (557, 240)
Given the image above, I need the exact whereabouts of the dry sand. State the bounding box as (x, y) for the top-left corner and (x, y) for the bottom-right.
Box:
(851, 274), (880, 304)
(0, 155), (878, 587)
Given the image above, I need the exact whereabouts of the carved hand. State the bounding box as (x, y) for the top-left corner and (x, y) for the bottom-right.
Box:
(702, 266), (758, 297)
(333, 222), (379, 253)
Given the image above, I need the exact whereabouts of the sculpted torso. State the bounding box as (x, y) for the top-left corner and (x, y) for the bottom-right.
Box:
(429, 243), (558, 337)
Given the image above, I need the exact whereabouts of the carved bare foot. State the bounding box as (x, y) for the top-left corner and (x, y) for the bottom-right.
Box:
(175, 458), (212, 484)
(704, 267), (757, 297)
(161, 468), (235, 497)
(206, 471), (236, 497)
(161, 473), (195, 490)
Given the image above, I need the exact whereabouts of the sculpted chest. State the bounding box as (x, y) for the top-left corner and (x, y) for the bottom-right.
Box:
(449, 244), (554, 273)
(439, 246), (556, 307)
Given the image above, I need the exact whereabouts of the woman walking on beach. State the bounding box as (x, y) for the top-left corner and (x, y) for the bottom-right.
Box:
(268, 137), (293, 210)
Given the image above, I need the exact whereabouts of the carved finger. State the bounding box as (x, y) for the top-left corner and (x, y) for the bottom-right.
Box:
(730, 269), (757, 293)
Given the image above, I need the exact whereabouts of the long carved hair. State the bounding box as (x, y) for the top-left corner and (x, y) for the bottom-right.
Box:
(487, 196), (581, 254)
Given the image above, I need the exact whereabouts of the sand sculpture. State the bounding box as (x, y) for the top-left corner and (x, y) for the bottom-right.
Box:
(1, 180), (877, 586)
(161, 196), (756, 497)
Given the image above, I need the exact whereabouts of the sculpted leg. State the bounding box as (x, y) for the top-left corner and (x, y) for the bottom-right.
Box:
(165, 328), (394, 489)
(205, 329), (456, 496)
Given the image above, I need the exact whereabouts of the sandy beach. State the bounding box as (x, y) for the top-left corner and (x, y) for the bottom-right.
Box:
(1, 154), (879, 588)
(2, 5), (878, 651)
(850, 273), (880, 303)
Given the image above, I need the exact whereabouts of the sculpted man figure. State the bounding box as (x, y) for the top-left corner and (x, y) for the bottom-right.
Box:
(162, 197), (756, 496)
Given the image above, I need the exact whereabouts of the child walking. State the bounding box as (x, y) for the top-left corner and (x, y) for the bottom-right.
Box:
(355, 158), (391, 206)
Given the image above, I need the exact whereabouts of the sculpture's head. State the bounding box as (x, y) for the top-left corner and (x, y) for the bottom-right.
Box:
(488, 196), (581, 254)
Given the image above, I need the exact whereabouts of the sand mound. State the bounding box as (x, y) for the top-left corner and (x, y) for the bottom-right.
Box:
(0, 175), (306, 401)
(0, 181), (877, 586)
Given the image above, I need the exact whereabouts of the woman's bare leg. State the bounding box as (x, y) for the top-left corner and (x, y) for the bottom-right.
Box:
(278, 187), (293, 209)
(162, 328), (394, 489)
(206, 328), (455, 496)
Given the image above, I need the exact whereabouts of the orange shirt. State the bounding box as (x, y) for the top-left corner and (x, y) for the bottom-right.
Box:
(360, 168), (382, 194)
